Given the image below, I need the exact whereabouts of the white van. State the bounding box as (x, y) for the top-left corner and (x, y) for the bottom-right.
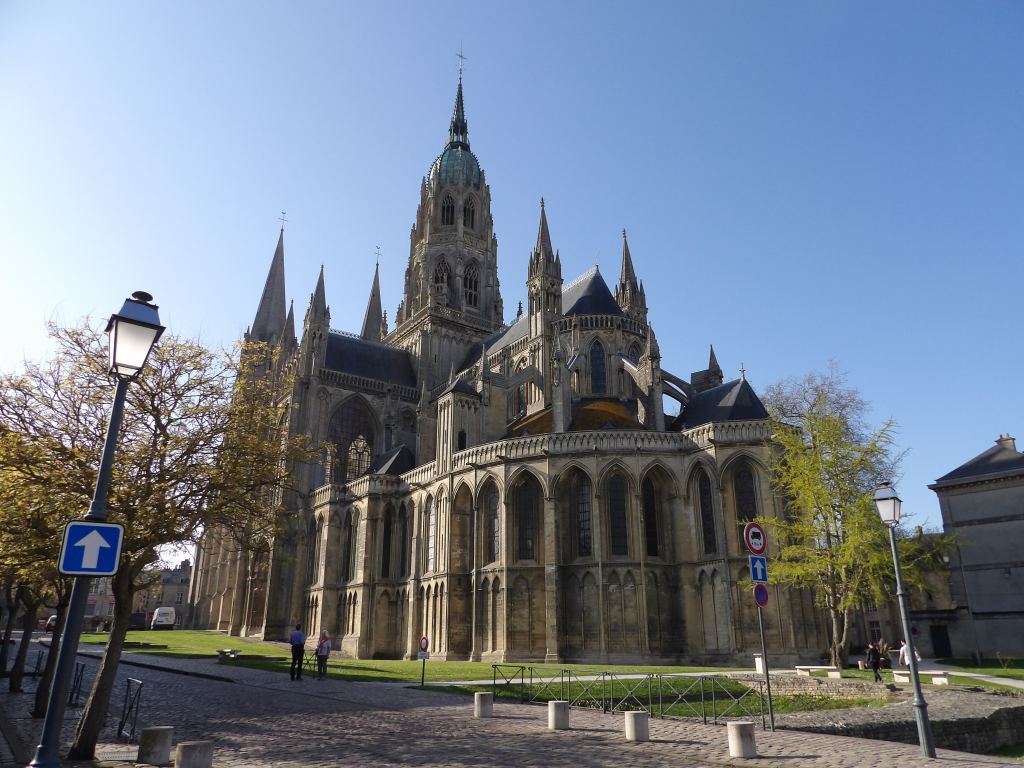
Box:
(150, 607), (176, 630)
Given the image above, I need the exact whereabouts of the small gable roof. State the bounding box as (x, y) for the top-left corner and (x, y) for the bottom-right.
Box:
(324, 333), (417, 388)
(368, 444), (416, 476)
(562, 267), (624, 317)
(931, 440), (1024, 488)
(674, 378), (769, 429)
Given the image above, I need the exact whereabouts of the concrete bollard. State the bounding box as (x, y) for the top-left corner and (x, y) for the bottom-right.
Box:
(548, 700), (570, 730)
(474, 691), (494, 718)
(137, 726), (174, 766)
(175, 740), (214, 768)
(624, 710), (649, 742)
(727, 721), (757, 758)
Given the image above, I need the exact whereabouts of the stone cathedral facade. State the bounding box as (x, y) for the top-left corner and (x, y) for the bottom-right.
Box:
(188, 78), (828, 664)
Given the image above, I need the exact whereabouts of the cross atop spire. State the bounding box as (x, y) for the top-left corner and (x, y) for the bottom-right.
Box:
(278, 210), (288, 231)
(447, 73), (469, 150)
(360, 261), (384, 342)
(456, 46), (467, 79)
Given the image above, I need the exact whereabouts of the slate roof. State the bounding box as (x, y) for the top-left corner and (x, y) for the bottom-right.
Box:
(438, 378), (479, 398)
(931, 440), (1024, 487)
(672, 378), (769, 429)
(562, 267), (624, 317)
(368, 444), (416, 476)
(324, 332), (417, 388)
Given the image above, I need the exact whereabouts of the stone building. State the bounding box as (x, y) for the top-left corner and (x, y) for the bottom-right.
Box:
(188, 77), (828, 664)
(930, 433), (1024, 659)
(133, 561), (192, 626)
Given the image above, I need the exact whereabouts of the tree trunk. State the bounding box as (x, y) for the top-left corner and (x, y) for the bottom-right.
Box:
(829, 608), (845, 668)
(9, 601), (39, 692)
(31, 599), (69, 718)
(67, 565), (137, 760)
(0, 583), (19, 676)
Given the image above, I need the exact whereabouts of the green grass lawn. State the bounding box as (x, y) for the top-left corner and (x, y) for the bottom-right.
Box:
(937, 658), (1024, 681)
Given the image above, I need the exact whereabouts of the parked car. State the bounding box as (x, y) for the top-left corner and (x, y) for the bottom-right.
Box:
(45, 616), (57, 633)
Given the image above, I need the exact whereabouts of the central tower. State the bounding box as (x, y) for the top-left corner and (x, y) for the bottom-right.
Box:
(388, 77), (504, 389)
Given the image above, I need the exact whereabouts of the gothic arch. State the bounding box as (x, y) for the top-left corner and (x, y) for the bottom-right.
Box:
(462, 195), (476, 230)
(553, 464), (594, 562)
(478, 478), (501, 566)
(589, 337), (607, 394)
(508, 471), (543, 563)
(327, 395), (379, 482)
(463, 259), (480, 307)
(690, 464), (720, 557)
(640, 464), (674, 560)
(505, 465), (548, 500)
(601, 465), (634, 558)
(473, 472), (504, 507)
(440, 193), (455, 226)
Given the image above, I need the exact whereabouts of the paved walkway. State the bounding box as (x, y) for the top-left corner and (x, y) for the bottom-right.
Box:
(0, 641), (1018, 767)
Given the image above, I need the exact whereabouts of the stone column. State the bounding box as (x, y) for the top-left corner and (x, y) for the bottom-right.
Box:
(542, 495), (561, 663)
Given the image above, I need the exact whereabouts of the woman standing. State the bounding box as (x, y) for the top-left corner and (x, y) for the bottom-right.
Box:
(316, 630), (332, 680)
(866, 641), (882, 683)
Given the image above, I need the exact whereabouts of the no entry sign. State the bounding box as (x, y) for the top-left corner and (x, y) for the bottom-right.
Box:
(743, 521), (767, 556)
(419, 636), (429, 652)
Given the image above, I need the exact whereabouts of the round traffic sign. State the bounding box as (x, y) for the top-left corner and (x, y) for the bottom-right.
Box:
(753, 583), (769, 608)
(743, 522), (767, 556)
(419, 636), (429, 652)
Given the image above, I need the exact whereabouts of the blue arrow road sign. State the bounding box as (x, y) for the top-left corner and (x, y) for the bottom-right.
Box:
(749, 555), (768, 584)
(58, 521), (124, 576)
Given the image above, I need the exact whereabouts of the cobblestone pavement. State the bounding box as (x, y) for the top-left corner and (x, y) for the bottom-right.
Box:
(0, 641), (1017, 768)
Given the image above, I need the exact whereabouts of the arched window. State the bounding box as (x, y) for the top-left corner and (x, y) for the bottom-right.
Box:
(608, 474), (628, 556)
(426, 497), (437, 572)
(697, 468), (717, 555)
(515, 478), (539, 561)
(575, 475), (592, 557)
(381, 506), (393, 579)
(327, 398), (376, 481)
(590, 340), (606, 394)
(399, 504), (409, 577)
(346, 435), (371, 480)
(441, 194), (455, 226)
(642, 477), (659, 557)
(346, 510), (359, 580)
(485, 484), (499, 563)
(305, 519), (318, 586)
(513, 359), (527, 418)
(463, 196), (475, 230)
(628, 343), (641, 398)
(734, 460), (758, 523)
(457, 429), (467, 451)
(434, 259), (451, 288)
(463, 262), (480, 308)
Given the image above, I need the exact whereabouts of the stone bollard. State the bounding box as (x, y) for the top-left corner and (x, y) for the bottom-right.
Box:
(624, 710), (649, 742)
(474, 691), (494, 718)
(548, 700), (570, 730)
(175, 740), (214, 768)
(727, 721), (757, 758)
(137, 726), (173, 766)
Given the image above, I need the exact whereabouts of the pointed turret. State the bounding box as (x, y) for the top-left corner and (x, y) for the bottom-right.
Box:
(527, 199), (563, 338)
(535, 197), (554, 261)
(250, 229), (287, 344)
(691, 344), (724, 393)
(360, 262), (384, 342)
(304, 265), (329, 329)
(615, 229), (647, 318)
(447, 76), (469, 149)
(282, 301), (296, 353)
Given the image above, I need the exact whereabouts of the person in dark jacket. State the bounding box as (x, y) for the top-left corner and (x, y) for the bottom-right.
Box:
(289, 624), (306, 680)
(866, 641), (882, 682)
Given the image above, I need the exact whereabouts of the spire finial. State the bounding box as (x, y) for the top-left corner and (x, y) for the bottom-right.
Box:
(540, 196), (545, 210)
(278, 210), (288, 231)
(740, 363), (746, 380)
(622, 228), (627, 240)
(375, 245), (382, 267)
(456, 46), (467, 79)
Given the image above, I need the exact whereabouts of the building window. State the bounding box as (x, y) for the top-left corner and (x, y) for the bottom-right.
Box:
(734, 460), (758, 523)
(608, 474), (628, 556)
(434, 259), (451, 289)
(327, 398), (376, 481)
(345, 511), (359, 581)
(457, 430), (467, 451)
(516, 481), (537, 561)
(175, 592), (183, 605)
(869, 620), (881, 642)
(485, 485), (499, 563)
(426, 497), (437, 572)
(441, 194), (455, 226)
(590, 340), (606, 394)
(575, 475), (592, 557)
(464, 262), (480, 308)
(346, 435), (372, 480)
(642, 476), (659, 557)
(381, 507), (393, 579)
(399, 505), (409, 577)
(697, 468), (717, 555)
(463, 196), (475, 230)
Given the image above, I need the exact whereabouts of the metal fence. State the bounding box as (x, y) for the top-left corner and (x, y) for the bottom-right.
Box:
(67, 661), (86, 706)
(118, 678), (143, 742)
(491, 665), (767, 729)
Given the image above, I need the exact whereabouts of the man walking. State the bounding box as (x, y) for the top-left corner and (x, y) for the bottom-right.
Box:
(290, 624), (306, 680)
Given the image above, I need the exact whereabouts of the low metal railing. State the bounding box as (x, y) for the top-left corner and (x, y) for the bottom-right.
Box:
(491, 666), (767, 729)
(118, 678), (143, 742)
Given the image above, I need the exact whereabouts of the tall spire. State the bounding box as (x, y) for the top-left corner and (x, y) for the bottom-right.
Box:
(619, 228), (637, 287)
(535, 197), (554, 260)
(709, 344), (721, 374)
(305, 264), (328, 328)
(360, 262), (384, 342)
(250, 228), (287, 343)
(447, 76), (469, 149)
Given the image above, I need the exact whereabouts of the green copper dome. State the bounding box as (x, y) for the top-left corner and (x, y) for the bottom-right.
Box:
(430, 146), (481, 189)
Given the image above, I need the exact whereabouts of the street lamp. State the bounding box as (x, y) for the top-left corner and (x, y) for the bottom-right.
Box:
(30, 292), (164, 768)
(873, 483), (936, 759)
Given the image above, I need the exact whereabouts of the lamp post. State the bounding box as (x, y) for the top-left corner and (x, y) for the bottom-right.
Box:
(873, 483), (936, 759)
(30, 292), (164, 768)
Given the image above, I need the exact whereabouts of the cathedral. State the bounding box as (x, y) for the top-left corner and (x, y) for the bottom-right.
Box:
(188, 77), (828, 664)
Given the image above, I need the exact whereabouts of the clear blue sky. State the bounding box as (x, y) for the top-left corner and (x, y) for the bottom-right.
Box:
(2, 1), (1021, 532)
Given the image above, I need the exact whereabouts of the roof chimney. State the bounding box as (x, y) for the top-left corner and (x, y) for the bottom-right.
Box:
(996, 433), (1017, 452)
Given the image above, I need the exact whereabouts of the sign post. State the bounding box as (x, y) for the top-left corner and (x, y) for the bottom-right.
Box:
(419, 636), (429, 688)
(743, 522), (774, 731)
